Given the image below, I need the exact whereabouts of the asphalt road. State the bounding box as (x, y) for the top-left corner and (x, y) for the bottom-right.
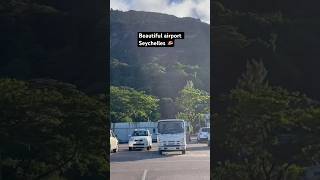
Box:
(110, 141), (210, 180)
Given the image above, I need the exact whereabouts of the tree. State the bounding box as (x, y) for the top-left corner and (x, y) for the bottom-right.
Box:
(176, 81), (210, 131)
(0, 78), (108, 180)
(237, 59), (268, 91)
(213, 62), (320, 180)
(110, 86), (159, 122)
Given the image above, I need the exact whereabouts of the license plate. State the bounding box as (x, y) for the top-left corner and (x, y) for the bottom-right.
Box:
(167, 147), (176, 150)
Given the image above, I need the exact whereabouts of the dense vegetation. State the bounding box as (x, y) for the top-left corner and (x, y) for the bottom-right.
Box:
(1, 0), (320, 179)
(0, 79), (108, 179)
(212, 1), (320, 100)
(0, 0), (106, 94)
(110, 10), (210, 120)
(213, 60), (320, 179)
(0, 1), (108, 179)
(213, 1), (320, 178)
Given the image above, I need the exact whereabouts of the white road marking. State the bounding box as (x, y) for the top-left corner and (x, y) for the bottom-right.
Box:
(141, 169), (148, 180)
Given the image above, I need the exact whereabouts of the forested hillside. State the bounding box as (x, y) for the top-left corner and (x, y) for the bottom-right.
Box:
(110, 10), (210, 96)
(213, 1), (320, 179)
(0, 0), (106, 94)
(0, 1), (108, 179)
(110, 10), (210, 119)
(212, 1), (320, 100)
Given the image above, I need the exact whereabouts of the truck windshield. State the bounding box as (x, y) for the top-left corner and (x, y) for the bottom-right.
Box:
(158, 121), (184, 134)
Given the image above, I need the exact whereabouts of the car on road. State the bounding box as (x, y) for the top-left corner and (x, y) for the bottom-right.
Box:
(110, 130), (119, 153)
(158, 119), (187, 154)
(128, 129), (152, 151)
(197, 127), (210, 143)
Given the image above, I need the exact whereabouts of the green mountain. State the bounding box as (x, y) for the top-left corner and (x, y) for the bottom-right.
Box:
(110, 10), (210, 99)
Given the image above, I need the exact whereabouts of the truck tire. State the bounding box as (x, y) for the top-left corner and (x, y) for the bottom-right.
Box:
(129, 147), (132, 151)
(182, 150), (186, 154)
(159, 150), (162, 155)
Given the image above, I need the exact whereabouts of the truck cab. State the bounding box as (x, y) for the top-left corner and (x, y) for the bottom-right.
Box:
(157, 119), (187, 154)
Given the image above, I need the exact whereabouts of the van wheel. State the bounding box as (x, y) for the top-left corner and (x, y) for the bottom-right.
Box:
(182, 150), (186, 154)
(129, 147), (132, 151)
(113, 148), (117, 153)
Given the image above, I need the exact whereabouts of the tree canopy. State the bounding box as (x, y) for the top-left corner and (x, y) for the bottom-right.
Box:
(0, 79), (108, 180)
(110, 86), (160, 122)
(176, 81), (210, 131)
(213, 60), (320, 180)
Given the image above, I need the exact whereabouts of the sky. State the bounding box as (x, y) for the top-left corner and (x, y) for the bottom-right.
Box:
(110, 0), (210, 24)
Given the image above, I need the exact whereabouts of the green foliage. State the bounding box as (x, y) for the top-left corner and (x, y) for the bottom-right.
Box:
(110, 86), (159, 122)
(0, 78), (108, 180)
(110, 9), (210, 103)
(213, 60), (320, 179)
(0, 0), (60, 16)
(176, 81), (210, 130)
(213, 67), (320, 180)
(237, 59), (268, 91)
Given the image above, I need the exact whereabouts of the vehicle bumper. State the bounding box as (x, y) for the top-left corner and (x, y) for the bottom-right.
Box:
(159, 145), (186, 151)
(197, 137), (208, 142)
(128, 142), (148, 148)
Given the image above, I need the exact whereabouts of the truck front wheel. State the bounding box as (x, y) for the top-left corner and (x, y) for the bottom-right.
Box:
(182, 150), (186, 154)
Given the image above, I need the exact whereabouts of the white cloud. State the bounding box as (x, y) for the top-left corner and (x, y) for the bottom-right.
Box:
(110, 0), (129, 11)
(110, 0), (210, 24)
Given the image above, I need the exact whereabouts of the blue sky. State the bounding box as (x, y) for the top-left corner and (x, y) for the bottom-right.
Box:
(110, 0), (210, 24)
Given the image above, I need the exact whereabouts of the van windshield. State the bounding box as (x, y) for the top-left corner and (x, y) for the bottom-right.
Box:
(158, 121), (184, 134)
(132, 130), (148, 136)
(201, 128), (210, 132)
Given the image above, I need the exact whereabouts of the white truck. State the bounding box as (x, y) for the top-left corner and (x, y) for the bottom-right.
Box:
(157, 119), (187, 154)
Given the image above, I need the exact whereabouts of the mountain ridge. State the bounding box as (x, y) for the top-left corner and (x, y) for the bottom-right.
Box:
(110, 9), (210, 99)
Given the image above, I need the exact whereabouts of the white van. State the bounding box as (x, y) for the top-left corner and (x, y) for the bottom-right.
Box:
(197, 127), (210, 143)
(157, 119), (187, 154)
(128, 129), (153, 151)
(110, 130), (119, 153)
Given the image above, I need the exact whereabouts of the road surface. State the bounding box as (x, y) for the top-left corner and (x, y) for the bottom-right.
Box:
(110, 141), (210, 180)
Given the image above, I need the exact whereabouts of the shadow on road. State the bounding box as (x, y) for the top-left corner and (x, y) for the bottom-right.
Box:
(111, 142), (210, 163)
(187, 145), (210, 151)
(111, 149), (168, 162)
